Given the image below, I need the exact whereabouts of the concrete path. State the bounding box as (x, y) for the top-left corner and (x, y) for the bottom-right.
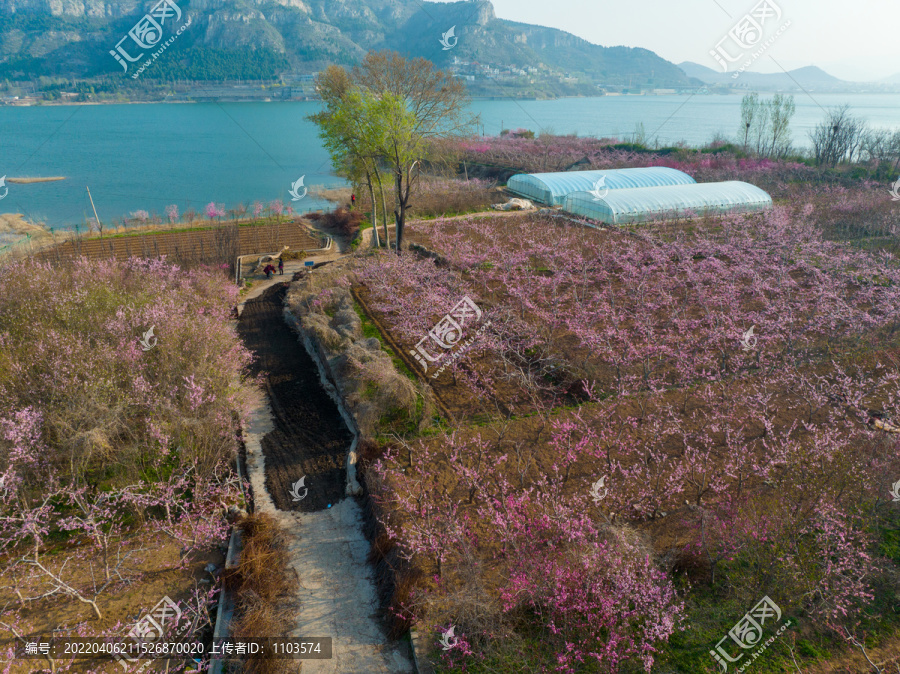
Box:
(283, 501), (414, 673)
(240, 303), (415, 674)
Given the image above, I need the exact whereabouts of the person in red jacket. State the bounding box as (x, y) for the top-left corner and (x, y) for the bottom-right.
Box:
(350, 193), (356, 210)
(263, 263), (275, 279)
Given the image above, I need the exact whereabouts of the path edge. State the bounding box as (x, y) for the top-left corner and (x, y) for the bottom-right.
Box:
(410, 628), (435, 674)
(282, 304), (431, 672)
(282, 285), (434, 673)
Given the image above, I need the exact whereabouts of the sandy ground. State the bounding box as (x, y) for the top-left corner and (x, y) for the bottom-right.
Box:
(0, 213), (58, 252)
(0, 212), (51, 236)
(5, 176), (66, 184)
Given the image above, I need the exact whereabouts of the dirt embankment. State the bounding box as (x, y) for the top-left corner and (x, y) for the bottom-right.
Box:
(284, 258), (434, 441)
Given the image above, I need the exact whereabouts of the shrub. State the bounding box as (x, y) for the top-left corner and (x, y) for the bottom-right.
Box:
(319, 206), (363, 238)
(357, 208), (900, 670)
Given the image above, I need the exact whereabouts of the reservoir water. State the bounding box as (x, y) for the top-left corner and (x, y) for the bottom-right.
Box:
(2, 93), (899, 228)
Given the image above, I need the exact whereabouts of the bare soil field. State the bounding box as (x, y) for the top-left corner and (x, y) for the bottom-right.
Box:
(0, 534), (223, 673)
(32, 220), (324, 265)
(237, 280), (352, 513)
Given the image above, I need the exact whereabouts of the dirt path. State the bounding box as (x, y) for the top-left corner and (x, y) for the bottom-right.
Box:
(239, 282), (349, 511)
(237, 282), (415, 673)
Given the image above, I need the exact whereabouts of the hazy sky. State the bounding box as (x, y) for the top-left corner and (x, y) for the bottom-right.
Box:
(431, 0), (900, 81)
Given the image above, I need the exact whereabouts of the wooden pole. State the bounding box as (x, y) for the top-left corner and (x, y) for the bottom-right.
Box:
(86, 186), (102, 237)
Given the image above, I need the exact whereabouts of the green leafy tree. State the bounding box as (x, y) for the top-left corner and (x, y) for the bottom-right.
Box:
(310, 68), (391, 246)
(764, 93), (796, 158)
(739, 92), (795, 158)
(310, 51), (477, 253)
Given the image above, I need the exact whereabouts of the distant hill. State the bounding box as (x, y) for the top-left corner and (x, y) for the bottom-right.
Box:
(678, 62), (722, 81)
(678, 61), (848, 90)
(0, 0), (692, 90)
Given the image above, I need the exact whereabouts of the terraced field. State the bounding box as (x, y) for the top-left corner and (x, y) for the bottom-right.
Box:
(33, 219), (324, 266)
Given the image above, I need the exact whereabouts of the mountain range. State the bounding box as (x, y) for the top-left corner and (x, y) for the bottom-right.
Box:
(0, 0), (692, 87)
(0, 0), (892, 94)
(679, 61), (900, 92)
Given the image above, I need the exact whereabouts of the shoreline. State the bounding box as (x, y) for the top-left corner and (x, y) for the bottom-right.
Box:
(5, 90), (897, 109)
(0, 211), (324, 239)
(1, 92), (747, 108)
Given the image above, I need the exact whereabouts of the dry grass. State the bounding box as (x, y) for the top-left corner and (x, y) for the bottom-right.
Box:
(281, 249), (309, 261)
(0, 214), (56, 248)
(6, 176), (66, 184)
(31, 220), (323, 274)
(410, 186), (500, 218)
(354, 180), (500, 220)
(310, 186), (352, 204)
(0, 532), (223, 673)
(226, 513), (299, 674)
(358, 439), (422, 639)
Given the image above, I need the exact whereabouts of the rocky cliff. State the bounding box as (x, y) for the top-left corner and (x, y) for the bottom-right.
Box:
(0, 0), (692, 87)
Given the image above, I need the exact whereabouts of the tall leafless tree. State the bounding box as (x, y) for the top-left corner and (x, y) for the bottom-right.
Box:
(809, 105), (868, 168)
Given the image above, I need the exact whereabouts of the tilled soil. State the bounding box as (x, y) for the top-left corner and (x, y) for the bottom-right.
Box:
(34, 219), (323, 264)
(238, 280), (351, 512)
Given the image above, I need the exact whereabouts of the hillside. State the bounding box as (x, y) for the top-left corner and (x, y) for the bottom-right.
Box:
(678, 60), (854, 91)
(0, 0), (692, 91)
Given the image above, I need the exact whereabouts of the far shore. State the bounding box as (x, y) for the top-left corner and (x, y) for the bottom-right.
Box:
(0, 91), (741, 108)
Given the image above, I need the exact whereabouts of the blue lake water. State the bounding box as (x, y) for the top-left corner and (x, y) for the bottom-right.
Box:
(2, 93), (899, 228)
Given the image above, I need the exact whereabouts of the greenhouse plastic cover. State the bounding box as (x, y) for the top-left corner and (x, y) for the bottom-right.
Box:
(563, 181), (773, 224)
(506, 167), (696, 206)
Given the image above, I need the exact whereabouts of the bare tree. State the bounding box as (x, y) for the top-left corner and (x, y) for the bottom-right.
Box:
(766, 93), (796, 158)
(739, 93), (759, 151)
(752, 98), (770, 155)
(862, 128), (900, 170)
(809, 105), (868, 167)
(847, 118), (868, 164)
(214, 222), (240, 271)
